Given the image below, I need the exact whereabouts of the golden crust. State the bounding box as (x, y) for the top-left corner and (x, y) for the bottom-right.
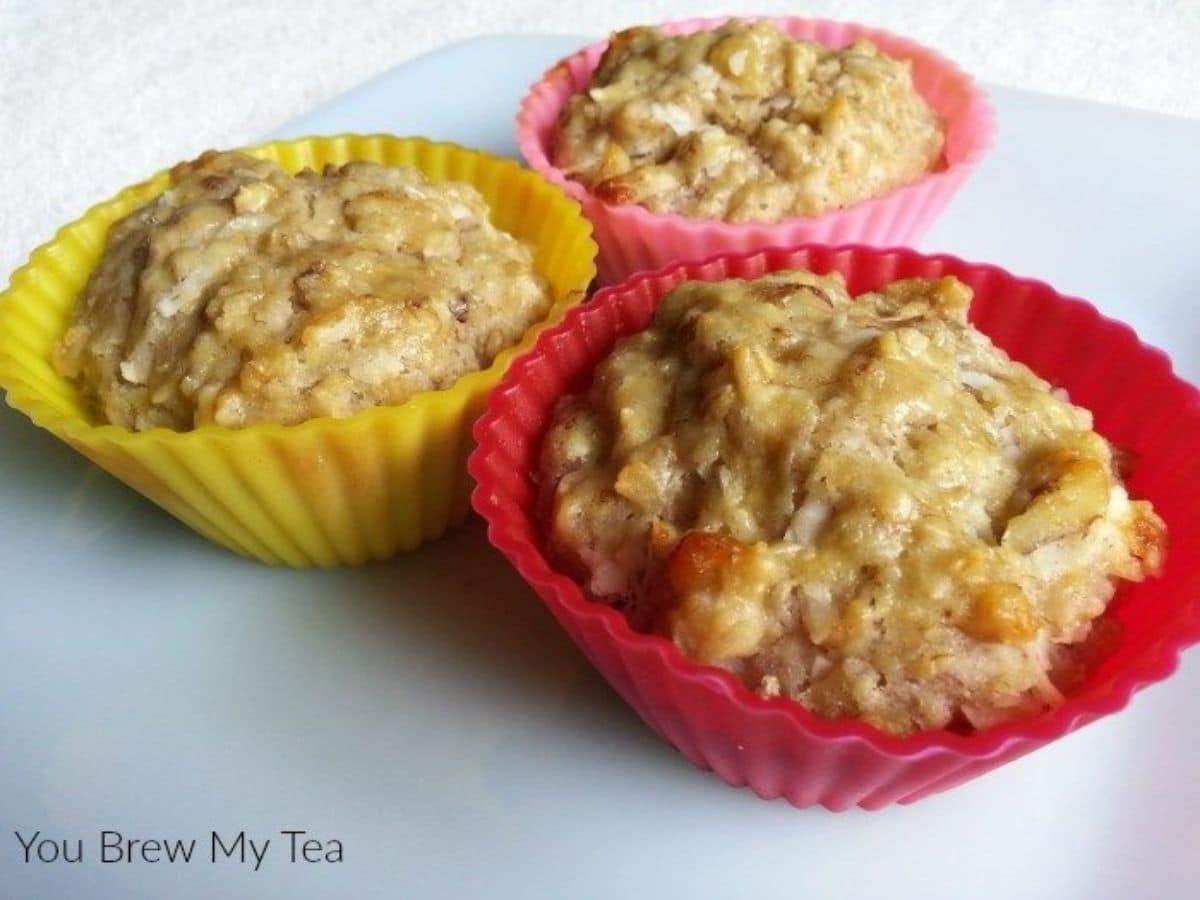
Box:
(554, 21), (943, 222)
(56, 151), (550, 430)
(539, 270), (1165, 735)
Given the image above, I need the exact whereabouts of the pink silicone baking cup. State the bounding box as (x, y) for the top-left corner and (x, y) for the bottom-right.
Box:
(517, 16), (995, 284)
(469, 245), (1200, 810)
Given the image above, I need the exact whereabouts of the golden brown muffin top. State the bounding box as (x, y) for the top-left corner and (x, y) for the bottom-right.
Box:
(554, 21), (943, 222)
(55, 151), (550, 430)
(540, 271), (1164, 734)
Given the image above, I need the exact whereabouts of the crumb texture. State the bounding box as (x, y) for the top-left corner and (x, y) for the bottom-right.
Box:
(539, 270), (1164, 734)
(55, 150), (550, 429)
(554, 21), (943, 222)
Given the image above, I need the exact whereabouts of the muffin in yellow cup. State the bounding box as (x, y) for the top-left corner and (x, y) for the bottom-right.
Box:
(0, 135), (597, 566)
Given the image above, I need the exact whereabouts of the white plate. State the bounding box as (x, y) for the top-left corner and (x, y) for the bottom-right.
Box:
(2, 34), (1198, 900)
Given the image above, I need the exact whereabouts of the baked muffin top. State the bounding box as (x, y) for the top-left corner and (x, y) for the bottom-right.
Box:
(553, 21), (944, 222)
(539, 270), (1164, 735)
(54, 150), (550, 430)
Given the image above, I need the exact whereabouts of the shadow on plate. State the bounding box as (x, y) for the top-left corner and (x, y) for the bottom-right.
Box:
(0, 403), (208, 555)
(331, 521), (674, 757)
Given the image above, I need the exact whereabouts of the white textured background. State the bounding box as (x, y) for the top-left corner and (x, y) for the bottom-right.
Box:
(2, 0), (1198, 278)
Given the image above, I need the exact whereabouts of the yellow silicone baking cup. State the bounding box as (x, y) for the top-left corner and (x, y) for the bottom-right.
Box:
(0, 135), (597, 566)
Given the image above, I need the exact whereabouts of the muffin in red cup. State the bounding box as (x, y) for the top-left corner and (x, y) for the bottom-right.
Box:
(517, 17), (994, 283)
(469, 245), (1200, 810)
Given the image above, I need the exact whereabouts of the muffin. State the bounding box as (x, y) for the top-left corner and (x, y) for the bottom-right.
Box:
(471, 245), (1197, 807)
(537, 269), (1165, 735)
(517, 16), (994, 283)
(54, 150), (552, 431)
(0, 135), (596, 565)
(554, 21), (943, 222)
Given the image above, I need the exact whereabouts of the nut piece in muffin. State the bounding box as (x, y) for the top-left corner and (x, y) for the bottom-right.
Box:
(538, 271), (1165, 735)
(554, 21), (944, 222)
(54, 150), (551, 430)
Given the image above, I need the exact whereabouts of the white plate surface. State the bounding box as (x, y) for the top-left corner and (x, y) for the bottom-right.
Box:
(2, 34), (1198, 900)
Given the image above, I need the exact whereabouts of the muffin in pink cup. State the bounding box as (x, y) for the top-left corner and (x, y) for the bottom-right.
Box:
(517, 17), (994, 283)
(469, 244), (1200, 810)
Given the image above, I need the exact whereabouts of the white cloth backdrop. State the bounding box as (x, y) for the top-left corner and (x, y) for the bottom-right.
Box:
(2, 0), (1196, 276)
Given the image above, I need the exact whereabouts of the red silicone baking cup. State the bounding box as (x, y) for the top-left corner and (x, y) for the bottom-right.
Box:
(517, 16), (995, 284)
(469, 245), (1200, 810)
